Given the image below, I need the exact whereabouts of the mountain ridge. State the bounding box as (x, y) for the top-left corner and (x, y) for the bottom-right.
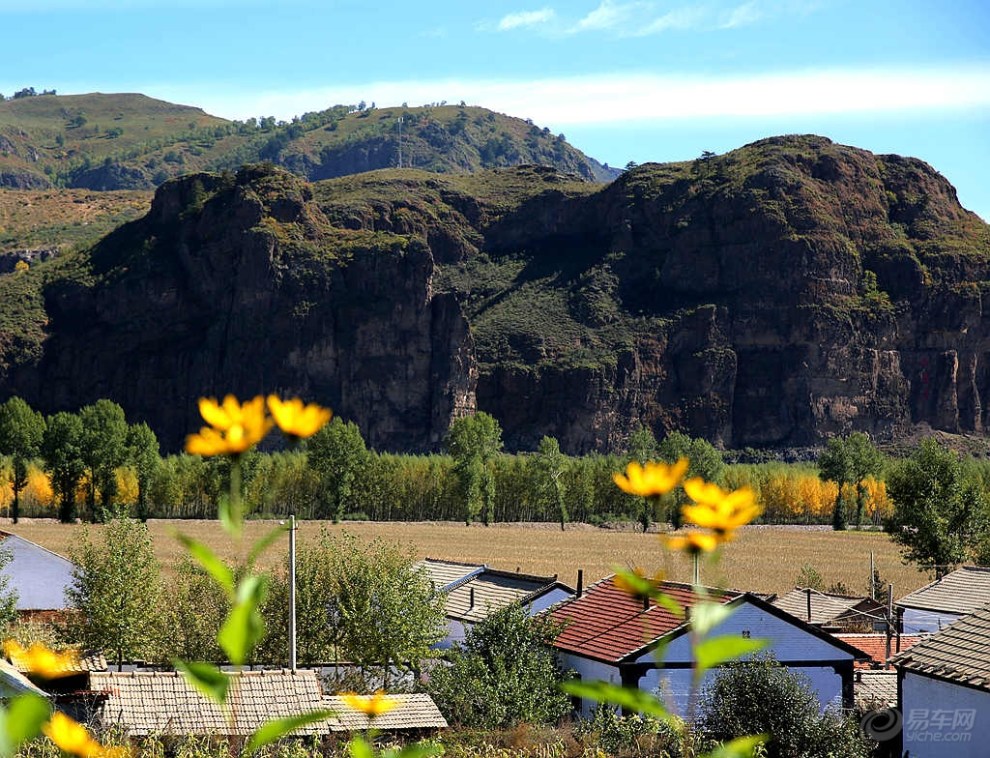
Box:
(1, 133), (989, 454)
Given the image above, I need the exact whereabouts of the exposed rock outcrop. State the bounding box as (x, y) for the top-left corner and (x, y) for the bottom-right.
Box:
(2, 136), (989, 453)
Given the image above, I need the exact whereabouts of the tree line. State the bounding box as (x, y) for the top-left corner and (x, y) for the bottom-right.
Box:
(2, 395), (990, 577)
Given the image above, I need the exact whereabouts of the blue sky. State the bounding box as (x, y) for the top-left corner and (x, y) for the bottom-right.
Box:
(4, 0), (990, 219)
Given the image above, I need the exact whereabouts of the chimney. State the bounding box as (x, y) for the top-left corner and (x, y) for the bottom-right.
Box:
(576, 569), (584, 598)
(643, 595), (649, 612)
(469, 587), (475, 609)
(806, 587), (812, 622)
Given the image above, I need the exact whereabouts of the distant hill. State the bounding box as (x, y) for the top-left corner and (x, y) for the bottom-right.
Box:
(2, 135), (989, 455)
(0, 92), (619, 194)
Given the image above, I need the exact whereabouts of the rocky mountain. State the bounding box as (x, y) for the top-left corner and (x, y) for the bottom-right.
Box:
(1, 135), (988, 454)
(0, 92), (618, 193)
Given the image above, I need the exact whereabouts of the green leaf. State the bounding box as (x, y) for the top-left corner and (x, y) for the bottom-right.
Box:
(389, 743), (444, 758)
(244, 709), (336, 754)
(248, 523), (289, 568)
(694, 636), (768, 679)
(691, 600), (735, 636)
(0, 693), (51, 754)
(219, 574), (268, 665)
(175, 533), (235, 596)
(705, 734), (768, 758)
(174, 660), (230, 704)
(218, 494), (239, 538)
(655, 592), (687, 619)
(348, 736), (375, 758)
(560, 680), (669, 718)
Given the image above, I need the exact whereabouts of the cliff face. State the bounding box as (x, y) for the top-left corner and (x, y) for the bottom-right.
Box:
(7, 166), (476, 451)
(2, 136), (989, 453)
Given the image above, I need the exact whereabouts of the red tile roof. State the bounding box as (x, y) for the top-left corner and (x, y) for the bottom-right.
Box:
(550, 576), (740, 663)
(834, 633), (923, 669)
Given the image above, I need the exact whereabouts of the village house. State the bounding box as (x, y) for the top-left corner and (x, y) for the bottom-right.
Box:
(0, 531), (75, 620)
(890, 604), (990, 757)
(895, 566), (990, 633)
(89, 669), (447, 737)
(549, 576), (867, 717)
(417, 558), (573, 648)
(772, 587), (887, 632)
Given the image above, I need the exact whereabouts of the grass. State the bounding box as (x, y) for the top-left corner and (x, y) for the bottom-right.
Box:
(4, 519), (931, 599)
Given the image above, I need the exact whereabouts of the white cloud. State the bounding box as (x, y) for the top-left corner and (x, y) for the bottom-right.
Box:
(139, 64), (990, 127)
(635, 6), (709, 35)
(719, 1), (763, 29)
(497, 7), (556, 31)
(573, 0), (647, 32)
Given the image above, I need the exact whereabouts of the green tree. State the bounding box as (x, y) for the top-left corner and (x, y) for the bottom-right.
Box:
(307, 418), (370, 523)
(627, 424), (659, 463)
(698, 654), (870, 758)
(0, 544), (19, 635)
(41, 411), (86, 523)
(126, 422), (160, 521)
(535, 436), (568, 531)
(885, 438), (988, 578)
(658, 431), (725, 484)
(64, 517), (163, 668)
(818, 432), (884, 529)
(427, 603), (571, 729)
(446, 413), (503, 526)
(79, 400), (129, 521)
(262, 531), (444, 684)
(153, 556), (230, 663)
(0, 397), (45, 524)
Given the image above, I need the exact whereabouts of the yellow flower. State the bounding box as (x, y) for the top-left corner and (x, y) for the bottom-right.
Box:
(661, 530), (722, 555)
(185, 395), (271, 456)
(267, 395), (333, 440)
(3, 640), (80, 679)
(339, 691), (400, 717)
(613, 458), (689, 498)
(43, 712), (127, 758)
(681, 478), (761, 534)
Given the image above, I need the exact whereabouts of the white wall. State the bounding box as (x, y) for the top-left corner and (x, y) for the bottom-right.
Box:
(558, 653), (621, 718)
(901, 672), (990, 758)
(528, 588), (572, 615)
(901, 607), (962, 634)
(562, 599), (855, 717)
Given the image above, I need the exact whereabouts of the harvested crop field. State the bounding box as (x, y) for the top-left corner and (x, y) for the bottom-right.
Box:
(4, 519), (932, 598)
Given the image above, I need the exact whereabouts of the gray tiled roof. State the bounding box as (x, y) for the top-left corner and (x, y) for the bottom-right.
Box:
(445, 570), (560, 623)
(854, 670), (898, 708)
(416, 559), (484, 592)
(0, 658), (48, 699)
(773, 588), (882, 626)
(891, 604), (990, 691)
(91, 669), (326, 736)
(895, 566), (990, 615)
(322, 693), (447, 731)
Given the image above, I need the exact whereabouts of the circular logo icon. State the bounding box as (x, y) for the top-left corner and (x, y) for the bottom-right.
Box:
(861, 708), (903, 741)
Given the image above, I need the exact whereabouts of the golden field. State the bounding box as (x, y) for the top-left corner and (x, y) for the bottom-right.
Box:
(4, 518), (931, 598)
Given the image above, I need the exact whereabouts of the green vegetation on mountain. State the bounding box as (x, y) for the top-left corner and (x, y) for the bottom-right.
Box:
(0, 92), (618, 197)
(1, 134), (989, 455)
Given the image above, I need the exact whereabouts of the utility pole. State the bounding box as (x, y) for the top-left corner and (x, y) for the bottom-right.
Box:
(289, 514), (297, 671)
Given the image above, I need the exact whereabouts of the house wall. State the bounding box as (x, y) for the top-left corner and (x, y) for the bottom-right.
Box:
(901, 607), (962, 634)
(528, 588), (572, 615)
(557, 653), (622, 718)
(0, 535), (74, 611)
(633, 602), (852, 713)
(639, 665), (843, 719)
(901, 672), (990, 758)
